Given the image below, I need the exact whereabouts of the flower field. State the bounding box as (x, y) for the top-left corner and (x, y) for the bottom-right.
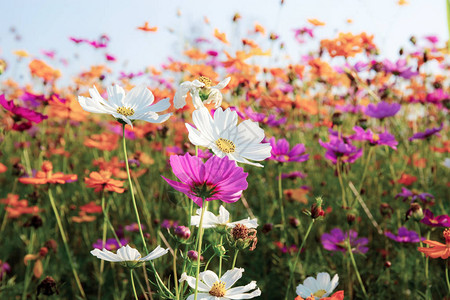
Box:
(0, 5), (449, 300)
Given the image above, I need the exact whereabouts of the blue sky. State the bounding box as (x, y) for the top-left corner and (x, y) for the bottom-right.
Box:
(0, 0), (447, 84)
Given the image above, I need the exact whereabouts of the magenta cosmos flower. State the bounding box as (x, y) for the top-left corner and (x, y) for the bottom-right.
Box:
(321, 228), (369, 254)
(409, 123), (443, 141)
(363, 101), (401, 119)
(268, 137), (309, 163)
(420, 209), (450, 227)
(0, 94), (48, 131)
(162, 153), (248, 207)
(351, 126), (398, 150)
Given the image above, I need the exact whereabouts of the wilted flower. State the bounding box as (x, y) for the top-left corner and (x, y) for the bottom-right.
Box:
(174, 76), (231, 109)
(78, 84), (172, 127)
(179, 268), (261, 299)
(162, 153), (248, 207)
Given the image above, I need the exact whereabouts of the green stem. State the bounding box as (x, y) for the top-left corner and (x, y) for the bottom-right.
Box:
(218, 235), (224, 278)
(21, 230), (35, 300)
(97, 192), (108, 300)
(284, 219), (315, 300)
(173, 247), (179, 300)
(48, 188), (86, 299)
(278, 164), (286, 241)
(336, 158), (347, 208)
(231, 249), (239, 269)
(346, 238), (368, 299)
(130, 269), (139, 300)
(358, 147), (374, 192)
(425, 231), (431, 300)
(194, 202), (207, 300)
(122, 124), (148, 253)
(446, 260), (450, 295)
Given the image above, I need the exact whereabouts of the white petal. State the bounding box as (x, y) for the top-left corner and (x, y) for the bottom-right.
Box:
(91, 248), (121, 262)
(217, 205), (230, 224)
(212, 77), (231, 90)
(200, 270), (219, 288)
(124, 84), (155, 110)
(213, 108), (238, 140)
(228, 218), (258, 229)
(186, 124), (213, 147)
(140, 246), (169, 261)
(296, 284), (314, 298)
(117, 245), (141, 261)
(221, 268), (244, 289)
(107, 84), (126, 107)
(180, 272), (210, 292)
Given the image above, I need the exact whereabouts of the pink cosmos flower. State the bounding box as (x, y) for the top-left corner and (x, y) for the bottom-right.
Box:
(268, 137), (309, 163)
(162, 153), (248, 207)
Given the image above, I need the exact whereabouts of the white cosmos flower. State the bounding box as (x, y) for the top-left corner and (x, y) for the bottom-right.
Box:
(186, 107), (271, 167)
(174, 76), (231, 109)
(296, 272), (339, 300)
(90, 245), (168, 268)
(78, 84), (172, 127)
(180, 268), (261, 300)
(191, 205), (258, 229)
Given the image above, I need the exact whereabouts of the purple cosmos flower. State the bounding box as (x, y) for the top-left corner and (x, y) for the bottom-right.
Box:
(321, 228), (369, 254)
(384, 227), (424, 243)
(420, 209), (450, 227)
(0, 94), (48, 131)
(409, 123), (443, 141)
(268, 137), (309, 163)
(124, 223), (146, 232)
(351, 126), (398, 150)
(0, 260), (11, 281)
(382, 59), (419, 79)
(161, 219), (178, 229)
(196, 148), (213, 159)
(364, 101), (401, 119)
(244, 107), (287, 127)
(162, 153), (248, 207)
(319, 136), (362, 164)
(395, 187), (434, 204)
(92, 238), (128, 251)
(281, 171), (307, 180)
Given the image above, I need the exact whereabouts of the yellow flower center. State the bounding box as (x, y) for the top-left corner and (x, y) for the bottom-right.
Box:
(372, 133), (380, 142)
(116, 106), (135, 117)
(209, 281), (226, 297)
(216, 138), (236, 153)
(313, 289), (327, 297)
(198, 76), (213, 88)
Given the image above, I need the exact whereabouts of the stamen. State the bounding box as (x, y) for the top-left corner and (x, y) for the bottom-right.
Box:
(209, 281), (226, 297)
(116, 106), (135, 117)
(216, 138), (236, 153)
(198, 76), (213, 88)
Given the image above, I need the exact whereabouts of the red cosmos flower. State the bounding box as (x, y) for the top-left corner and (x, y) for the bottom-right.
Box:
(19, 161), (77, 185)
(397, 173), (417, 186)
(84, 170), (125, 193)
(80, 201), (102, 214)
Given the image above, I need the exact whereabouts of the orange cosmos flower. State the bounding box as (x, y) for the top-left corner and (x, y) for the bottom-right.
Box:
(83, 133), (119, 151)
(29, 59), (61, 83)
(19, 161), (77, 185)
(307, 19), (325, 26)
(214, 28), (229, 45)
(72, 211), (97, 223)
(254, 23), (266, 35)
(84, 170), (125, 193)
(80, 201), (102, 214)
(397, 173), (417, 186)
(417, 228), (450, 259)
(137, 22), (158, 32)
(0, 162), (7, 173)
(0, 194), (40, 218)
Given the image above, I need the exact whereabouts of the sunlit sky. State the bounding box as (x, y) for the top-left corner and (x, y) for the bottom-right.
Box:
(0, 0), (447, 84)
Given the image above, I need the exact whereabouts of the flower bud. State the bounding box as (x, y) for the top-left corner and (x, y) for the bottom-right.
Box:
(174, 226), (191, 240)
(405, 203), (423, 222)
(289, 216), (300, 228)
(346, 213), (356, 225)
(262, 223), (273, 234)
(332, 112), (343, 126)
(24, 215), (43, 229)
(41, 161), (53, 173)
(384, 261), (392, 268)
(187, 250), (203, 262)
(379, 203), (393, 218)
(39, 247), (48, 257)
(37, 276), (58, 296)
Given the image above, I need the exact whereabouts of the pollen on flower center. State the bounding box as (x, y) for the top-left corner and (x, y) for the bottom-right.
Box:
(216, 138), (236, 153)
(116, 106), (135, 117)
(198, 76), (213, 88)
(372, 133), (380, 142)
(314, 289), (327, 297)
(209, 281), (226, 297)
